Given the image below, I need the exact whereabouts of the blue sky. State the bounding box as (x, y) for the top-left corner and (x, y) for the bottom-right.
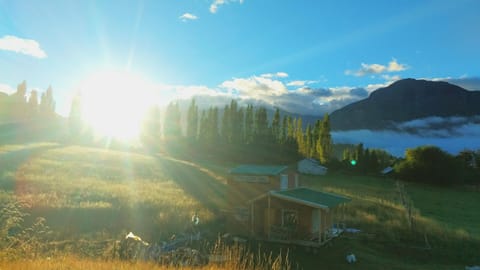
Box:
(1, 0), (480, 116)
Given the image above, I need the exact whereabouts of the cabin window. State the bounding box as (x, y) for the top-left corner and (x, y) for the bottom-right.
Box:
(281, 209), (298, 229)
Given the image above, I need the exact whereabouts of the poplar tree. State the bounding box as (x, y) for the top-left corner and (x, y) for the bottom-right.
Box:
(254, 107), (269, 143)
(68, 92), (83, 138)
(39, 86), (56, 119)
(27, 90), (39, 118)
(163, 102), (182, 140)
(244, 104), (254, 144)
(316, 113), (332, 164)
(221, 104), (230, 142)
(296, 117), (304, 155)
(271, 108), (281, 142)
(186, 98), (198, 141)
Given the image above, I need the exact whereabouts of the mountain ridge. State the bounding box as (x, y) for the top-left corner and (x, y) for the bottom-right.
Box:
(329, 78), (480, 130)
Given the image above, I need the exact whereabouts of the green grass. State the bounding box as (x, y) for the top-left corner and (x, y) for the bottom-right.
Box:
(2, 143), (480, 269)
(0, 144), (225, 241)
(406, 183), (480, 237)
(301, 172), (480, 269)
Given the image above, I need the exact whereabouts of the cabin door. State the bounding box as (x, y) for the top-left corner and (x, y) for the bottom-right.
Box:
(280, 174), (288, 190)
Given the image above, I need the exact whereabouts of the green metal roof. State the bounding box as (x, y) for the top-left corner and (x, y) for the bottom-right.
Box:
(271, 187), (351, 209)
(230, 165), (288, 176)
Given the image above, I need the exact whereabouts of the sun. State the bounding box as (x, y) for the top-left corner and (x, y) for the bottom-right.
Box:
(79, 70), (156, 141)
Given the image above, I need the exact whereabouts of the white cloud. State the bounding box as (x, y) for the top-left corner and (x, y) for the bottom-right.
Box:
(0, 35), (47, 58)
(345, 59), (407, 77)
(387, 59), (407, 72)
(286, 80), (318, 87)
(446, 77), (480, 91)
(221, 75), (288, 100)
(0, 83), (15, 95)
(260, 72), (289, 78)
(210, 0), (244, 13)
(179, 13), (198, 22)
(332, 121), (480, 157)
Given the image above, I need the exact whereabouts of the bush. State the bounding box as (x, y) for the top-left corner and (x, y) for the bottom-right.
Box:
(394, 146), (460, 185)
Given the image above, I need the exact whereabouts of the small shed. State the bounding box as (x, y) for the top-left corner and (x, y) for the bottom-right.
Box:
(381, 166), (394, 175)
(297, 158), (327, 175)
(249, 187), (350, 246)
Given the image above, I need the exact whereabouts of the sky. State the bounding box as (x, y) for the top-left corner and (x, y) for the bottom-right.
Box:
(1, 0), (479, 117)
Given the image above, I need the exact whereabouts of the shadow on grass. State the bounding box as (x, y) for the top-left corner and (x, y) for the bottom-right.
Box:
(154, 154), (227, 212)
(0, 143), (62, 190)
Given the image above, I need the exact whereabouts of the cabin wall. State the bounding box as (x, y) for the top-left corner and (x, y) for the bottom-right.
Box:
(251, 196), (315, 237)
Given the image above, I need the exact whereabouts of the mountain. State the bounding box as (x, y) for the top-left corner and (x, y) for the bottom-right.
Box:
(329, 78), (480, 130)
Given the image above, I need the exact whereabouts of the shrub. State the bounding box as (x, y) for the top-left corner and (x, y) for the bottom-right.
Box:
(394, 145), (460, 185)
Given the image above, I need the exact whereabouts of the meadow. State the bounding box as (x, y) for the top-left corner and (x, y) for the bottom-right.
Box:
(1, 142), (479, 269)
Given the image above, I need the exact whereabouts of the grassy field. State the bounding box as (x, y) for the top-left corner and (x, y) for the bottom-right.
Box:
(1, 142), (480, 269)
(0, 143), (226, 241)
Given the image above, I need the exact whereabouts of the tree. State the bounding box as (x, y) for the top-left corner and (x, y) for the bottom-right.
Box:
(316, 114), (332, 164)
(221, 104), (231, 142)
(27, 90), (39, 118)
(12, 80), (27, 120)
(39, 86), (56, 119)
(68, 92), (83, 139)
(395, 146), (459, 185)
(244, 105), (254, 144)
(163, 102), (182, 140)
(141, 105), (161, 148)
(271, 108), (281, 142)
(186, 98), (198, 141)
(254, 107), (269, 143)
(295, 118), (304, 155)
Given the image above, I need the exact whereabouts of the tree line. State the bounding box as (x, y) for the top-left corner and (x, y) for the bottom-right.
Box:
(143, 99), (334, 164)
(0, 80), (56, 122)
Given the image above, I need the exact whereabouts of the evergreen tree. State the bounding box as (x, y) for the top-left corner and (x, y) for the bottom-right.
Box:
(186, 98), (198, 141)
(230, 100), (242, 144)
(198, 110), (208, 143)
(295, 117), (304, 155)
(355, 143), (364, 163)
(221, 104), (231, 143)
(271, 108), (281, 142)
(244, 104), (254, 144)
(316, 114), (332, 164)
(27, 90), (39, 118)
(287, 116), (294, 141)
(254, 107), (269, 143)
(236, 107), (245, 144)
(206, 107), (219, 143)
(68, 92), (83, 138)
(305, 125), (312, 157)
(141, 105), (161, 148)
(12, 80), (27, 120)
(39, 86), (56, 119)
(163, 102), (182, 140)
(280, 115), (288, 144)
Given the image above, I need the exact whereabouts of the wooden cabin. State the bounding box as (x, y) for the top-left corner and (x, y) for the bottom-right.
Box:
(249, 187), (350, 246)
(226, 165), (299, 227)
(227, 165), (350, 246)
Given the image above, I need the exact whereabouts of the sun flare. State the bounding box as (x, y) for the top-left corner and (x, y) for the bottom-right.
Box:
(79, 70), (156, 140)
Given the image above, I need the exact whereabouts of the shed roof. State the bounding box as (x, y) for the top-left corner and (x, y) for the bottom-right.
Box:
(230, 165), (288, 176)
(270, 187), (350, 209)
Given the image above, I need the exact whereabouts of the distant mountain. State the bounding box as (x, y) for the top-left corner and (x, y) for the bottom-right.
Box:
(329, 79), (480, 130)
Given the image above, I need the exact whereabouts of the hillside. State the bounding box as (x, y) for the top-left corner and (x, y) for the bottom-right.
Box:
(329, 79), (480, 130)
